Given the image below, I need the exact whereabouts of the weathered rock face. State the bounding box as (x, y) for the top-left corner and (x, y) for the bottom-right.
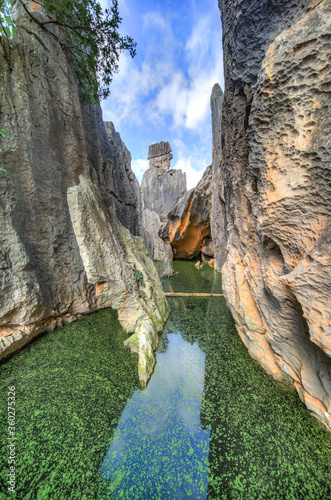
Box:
(218, 0), (331, 430)
(210, 84), (225, 271)
(141, 143), (186, 260)
(88, 119), (141, 236)
(0, 2), (168, 383)
(67, 177), (169, 386)
(160, 165), (213, 260)
(147, 141), (173, 170)
(142, 209), (173, 261)
(141, 166), (186, 220)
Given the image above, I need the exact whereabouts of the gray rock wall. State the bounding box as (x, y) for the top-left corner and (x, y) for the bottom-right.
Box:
(142, 209), (173, 261)
(210, 83), (225, 271)
(148, 141), (173, 170)
(67, 177), (169, 386)
(141, 167), (186, 220)
(217, 0), (331, 430)
(82, 116), (141, 236)
(0, 3), (166, 372)
(140, 161), (186, 260)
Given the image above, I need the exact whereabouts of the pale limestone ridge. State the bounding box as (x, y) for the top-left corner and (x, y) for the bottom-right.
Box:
(0, 0), (169, 381)
(67, 177), (169, 387)
(140, 144), (187, 260)
(147, 141), (173, 170)
(210, 83), (226, 272)
(218, 0), (331, 430)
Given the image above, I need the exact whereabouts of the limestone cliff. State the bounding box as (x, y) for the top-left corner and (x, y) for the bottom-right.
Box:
(67, 178), (169, 386)
(0, 1), (168, 384)
(210, 84), (225, 271)
(141, 156), (186, 220)
(160, 165), (213, 260)
(147, 141), (173, 171)
(141, 142), (187, 260)
(142, 209), (173, 261)
(217, 0), (331, 430)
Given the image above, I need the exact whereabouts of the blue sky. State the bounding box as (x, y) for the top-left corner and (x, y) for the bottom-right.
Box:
(99, 0), (224, 189)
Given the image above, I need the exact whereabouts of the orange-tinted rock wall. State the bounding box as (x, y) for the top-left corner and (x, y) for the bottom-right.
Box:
(218, 0), (331, 430)
(160, 166), (212, 260)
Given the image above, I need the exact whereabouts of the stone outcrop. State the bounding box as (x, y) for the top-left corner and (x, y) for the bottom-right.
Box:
(141, 142), (186, 260)
(141, 164), (186, 220)
(147, 141), (173, 170)
(67, 177), (169, 386)
(217, 0), (331, 430)
(160, 165), (213, 260)
(161, 258), (175, 278)
(210, 84), (225, 271)
(0, 1), (168, 384)
(142, 209), (173, 261)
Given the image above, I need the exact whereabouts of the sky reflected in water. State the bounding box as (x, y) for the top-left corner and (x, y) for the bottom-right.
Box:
(100, 332), (210, 499)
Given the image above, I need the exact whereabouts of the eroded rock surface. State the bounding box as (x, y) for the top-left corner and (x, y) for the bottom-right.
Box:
(218, 0), (331, 430)
(210, 84), (226, 271)
(0, 2), (168, 383)
(141, 166), (186, 220)
(141, 143), (186, 260)
(148, 141), (173, 170)
(142, 209), (173, 261)
(160, 165), (213, 260)
(67, 177), (169, 386)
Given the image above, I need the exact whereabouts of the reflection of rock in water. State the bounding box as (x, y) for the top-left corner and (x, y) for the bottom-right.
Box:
(158, 330), (170, 353)
(162, 258), (175, 278)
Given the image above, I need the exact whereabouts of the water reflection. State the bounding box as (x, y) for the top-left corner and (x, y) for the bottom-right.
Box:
(100, 333), (210, 499)
(99, 262), (331, 500)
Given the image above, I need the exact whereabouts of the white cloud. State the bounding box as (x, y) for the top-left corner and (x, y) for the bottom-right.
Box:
(131, 158), (149, 181)
(174, 158), (205, 190)
(101, 0), (223, 188)
(103, 8), (223, 134)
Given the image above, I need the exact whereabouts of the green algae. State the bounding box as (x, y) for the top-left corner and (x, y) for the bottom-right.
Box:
(155, 260), (223, 295)
(0, 261), (331, 499)
(0, 309), (139, 499)
(159, 262), (331, 499)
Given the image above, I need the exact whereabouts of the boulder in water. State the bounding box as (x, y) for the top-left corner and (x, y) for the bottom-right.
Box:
(162, 258), (175, 278)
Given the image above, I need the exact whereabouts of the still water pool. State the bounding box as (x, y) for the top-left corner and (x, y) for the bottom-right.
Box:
(0, 261), (330, 499)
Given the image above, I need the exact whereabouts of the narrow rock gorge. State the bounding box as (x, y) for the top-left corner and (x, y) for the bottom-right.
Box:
(0, 0), (330, 435)
(216, 0), (331, 430)
(0, 1), (168, 385)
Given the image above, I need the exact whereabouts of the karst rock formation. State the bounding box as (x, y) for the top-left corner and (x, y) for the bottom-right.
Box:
(160, 165), (213, 260)
(141, 142), (186, 260)
(215, 0), (331, 430)
(0, 0), (168, 386)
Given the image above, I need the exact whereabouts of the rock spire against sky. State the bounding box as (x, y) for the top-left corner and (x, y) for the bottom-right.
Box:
(99, 0), (224, 189)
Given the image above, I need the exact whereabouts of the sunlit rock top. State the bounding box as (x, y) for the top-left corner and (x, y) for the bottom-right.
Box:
(147, 141), (173, 170)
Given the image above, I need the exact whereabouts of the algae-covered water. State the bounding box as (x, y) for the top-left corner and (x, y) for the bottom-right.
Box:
(1, 261), (331, 499)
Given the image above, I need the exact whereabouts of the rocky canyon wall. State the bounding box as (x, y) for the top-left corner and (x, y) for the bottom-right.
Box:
(217, 0), (331, 430)
(160, 165), (213, 260)
(0, 2), (168, 384)
(210, 83), (225, 271)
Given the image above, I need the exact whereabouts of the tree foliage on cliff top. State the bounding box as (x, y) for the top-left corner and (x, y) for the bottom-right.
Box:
(0, 0), (136, 103)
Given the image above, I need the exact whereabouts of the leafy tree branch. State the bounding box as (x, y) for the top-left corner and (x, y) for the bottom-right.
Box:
(0, 0), (136, 102)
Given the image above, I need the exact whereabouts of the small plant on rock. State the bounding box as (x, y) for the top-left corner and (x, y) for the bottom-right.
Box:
(134, 268), (147, 300)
